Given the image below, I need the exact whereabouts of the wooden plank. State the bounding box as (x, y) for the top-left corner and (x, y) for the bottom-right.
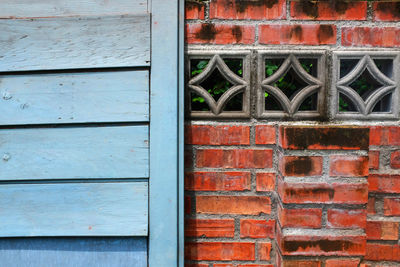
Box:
(0, 237), (147, 267)
(0, 0), (148, 18)
(0, 70), (149, 125)
(149, 0), (180, 265)
(0, 126), (149, 180)
(0, 15), (150, 71)
(0, 182), (148, 236)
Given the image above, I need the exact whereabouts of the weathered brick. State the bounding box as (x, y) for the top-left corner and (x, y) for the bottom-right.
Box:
(391, 150), (400, 169)
(367, 197), (376, 215)
(185, 196), (192, 215)
(325, 259), (360, 267)
(369, 151), (380, 170)
(186, 23), (255, 44)
(258, 242), (272, 261)
(259, 24), (337, 45)
(185, 0), (205, 20)
(282, 260), (321, 267)
(209, 0), (286, 20)
(369, 174), (400, 193)
(290, 1), (367, 20)
(373, 2), (400, 21)
(342, 27), (400, 47)
(185, 242), (255, 261)
(185, 149), (193, 168)
(185, 219), (235, 238)
(196, 149), (273, 169)
(280, 126), (369, 150)
(327, 209), (366, 229)
(278, 206), (322, 228)
(370, 126), (400, 146)
(384, 198), (400, 216)
(365, 243), (400, 261)
(196, 195), (271, 215)
(256, 173), (275, 192)
(186, 264), (208, 267)
(240, 219), (275, 238)
(185, 171), (251, 191)
(330, 155), (369, 177)
(281, 156), (323, 177)
(255, 125), (276, 145)
(185, 125), (250, 145)
(214, 265), (234, 267)
(366, 220), (399, 241)
(238, 265), (274, 267)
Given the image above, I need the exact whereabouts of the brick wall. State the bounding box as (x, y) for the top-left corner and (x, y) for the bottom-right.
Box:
(184, 1), (400, 266)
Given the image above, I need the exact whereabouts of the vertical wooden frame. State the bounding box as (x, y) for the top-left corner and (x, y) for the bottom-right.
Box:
(149, 0), (183, 266)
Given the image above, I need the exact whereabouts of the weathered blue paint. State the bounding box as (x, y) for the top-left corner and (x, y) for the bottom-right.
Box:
(0, 182), (148, 236)
(0, 237), (147, 267)
(0, 126), (149, 180)
(0, 71), (149, 125)
(0, 15), (150, 71)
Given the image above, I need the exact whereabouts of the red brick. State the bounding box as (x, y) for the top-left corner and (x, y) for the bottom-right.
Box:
(391, 150), (400, 169)
(185, 196), (192, 215)
(196, 195), (271, 215)
(259, 24), (337, 45)
(282, 261), (321, 267)
(255, 125), (276, 145)
(368, 174), (400, 193)
(365, 243), (400, 261)
(367, 197), (376, 215)
(325, 259), (360, 267)
(185, 125), (250, 145)
(186, 264), (208, 267)
(342, 27), (400, 47)
(185, 242), (255, 261)
(240, 219), (275, 238)
(279, 235), (366, 256)
(185, 0), (205, 20)
(258, 242), (272, 261)
(327, 209), (366, 229)
(278, 206), (322, 228)
(186, 23), (255, 44)
(384, 198), (400, 216)
(369, 151), (380, 170)
(256, 173), (275, 192)
(278, 180), (368, 204)
(280, 126), (369, 150)
(185, 149), (193, 168)
(291, 1), (367, 20)
(281, 156), (323, 177)
(214, 265), (233, 267)
(210, 0), (286, 20)
(370, 126), (388, 145)
(185, 171), (251, 191)
(238, 265), (274, 267)
(330, 155), (369, 177)
(366, 220), (399, 241)
(185, 219), (235, 238)
(196, 149), (273, 169)
(373, 2), (400, 21)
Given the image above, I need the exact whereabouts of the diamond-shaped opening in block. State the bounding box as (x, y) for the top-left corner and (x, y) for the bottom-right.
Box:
(224, 92), (243, 111)
(298, 58), (318, 77)
(198, 68), (233, 102)
(272, 68), (309, 100)
(339, 93), (357, 112)
(190, 59), (209, 78)
(374, 59), (393, 78)
(265, 92), (283, 111)
(265, 58), (285, 77)
(372, 93), (392, 113)
(298, 93), (318, 111)
(349, 68), (383, 101)
(190, 92), (210, 111)
(340, 59), (359, 78)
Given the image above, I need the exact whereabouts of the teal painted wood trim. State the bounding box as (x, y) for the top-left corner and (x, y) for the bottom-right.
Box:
(0, 237), (147, 267)
(0, 0), (148, 18)
(149, 0), (181, 265)
(0, 182), (148, 236)
(0, 126), (149, 180)
(0, 70), (149, 125)
(0, 15), (150, 71)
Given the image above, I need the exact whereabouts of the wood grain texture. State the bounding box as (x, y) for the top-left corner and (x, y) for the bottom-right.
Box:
(0, 15), (150, 71)
(0, 126), (149, 180)
(0, 70), (149, 125)
(0, 0), (148, 18)
(0, 237), (147, 267)
(0, 182), (148, 236)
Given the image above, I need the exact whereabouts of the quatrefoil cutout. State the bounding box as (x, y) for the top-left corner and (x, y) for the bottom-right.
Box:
(261, 55), (323, 115)
(188, 55), (247, 115)
(337, 55), (396, 115)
